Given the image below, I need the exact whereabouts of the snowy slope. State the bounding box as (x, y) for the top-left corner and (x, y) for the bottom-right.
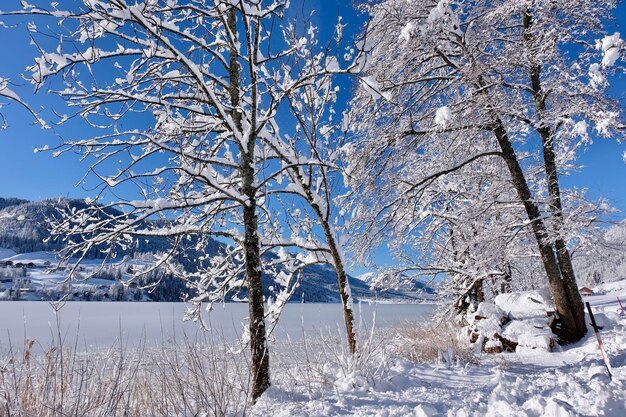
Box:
(0, 248), (16, 259)
(6, 251), (59, 264)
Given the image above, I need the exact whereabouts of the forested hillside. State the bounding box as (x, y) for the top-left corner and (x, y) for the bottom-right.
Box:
(0, 198), (429, 303)
(0, 198), (175, 256)
(574, 220), (626, 286)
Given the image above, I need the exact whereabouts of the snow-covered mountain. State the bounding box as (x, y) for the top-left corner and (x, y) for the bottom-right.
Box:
(0, 197), (175, 256)
(0, 198), (432, 303)
(573, 220), (626, 286)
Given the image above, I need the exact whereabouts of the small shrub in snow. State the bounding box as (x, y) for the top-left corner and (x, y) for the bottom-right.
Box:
(273, 327), (390, 397)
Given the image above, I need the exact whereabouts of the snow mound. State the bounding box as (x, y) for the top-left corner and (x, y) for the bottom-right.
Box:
(494, 291), (554, 320)
(475, 301), (506, 321)
(474, 316), (504, 339)
(0, 248), (17, 260)
(466, 299), (556, 353)
(501, 320), (554, 351)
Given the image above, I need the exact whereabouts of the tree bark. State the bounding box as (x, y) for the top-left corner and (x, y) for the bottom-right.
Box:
(243, 201), (270, 401)
(229, 8), (270, 401)
(491, 116), (583, 342)
(499, 262), (512, 295)
(523, 10), (586, 341)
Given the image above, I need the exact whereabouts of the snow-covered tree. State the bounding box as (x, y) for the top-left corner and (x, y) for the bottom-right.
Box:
(573, 219), (626, 286)
(347, 0), (625, 342)
(0, 0), (362, 400)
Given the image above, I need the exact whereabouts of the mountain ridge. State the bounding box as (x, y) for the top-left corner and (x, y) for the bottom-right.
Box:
(0, 197), (434, 303)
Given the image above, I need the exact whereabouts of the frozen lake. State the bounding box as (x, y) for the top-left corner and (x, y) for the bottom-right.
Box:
(0, 301), (436, 352)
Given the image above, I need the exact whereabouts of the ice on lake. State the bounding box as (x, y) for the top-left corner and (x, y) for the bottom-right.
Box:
(0, 301), (436, 352)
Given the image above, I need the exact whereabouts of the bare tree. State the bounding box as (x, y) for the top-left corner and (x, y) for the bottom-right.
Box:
(346, 0), (624, 342)
(0, 0), (361, 400)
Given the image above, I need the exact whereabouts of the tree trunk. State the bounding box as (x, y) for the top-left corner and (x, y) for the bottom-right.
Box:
(322, 221), (357, 355)
(523, 10), (586, 341)
(499, 262), (512, 295)
(291, 168), (357, 355)
(539, 129), (586, 339)
(229, 8), (270, 401)
(243, 201), (271, 401)
(473, 278), (485, 304)
(491, 117), (583, 342)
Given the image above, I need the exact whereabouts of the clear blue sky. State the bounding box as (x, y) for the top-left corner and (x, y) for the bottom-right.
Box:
(0, 0), (624, 219)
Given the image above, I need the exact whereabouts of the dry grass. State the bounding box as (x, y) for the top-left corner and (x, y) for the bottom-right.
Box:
(0, 311), (469, 416)
(0, 334), (250, 417)
(386, 319), (476, 366)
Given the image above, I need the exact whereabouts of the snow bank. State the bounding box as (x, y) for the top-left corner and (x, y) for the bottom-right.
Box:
(466, 293), (556, 353)
(0, 248), (17, 260)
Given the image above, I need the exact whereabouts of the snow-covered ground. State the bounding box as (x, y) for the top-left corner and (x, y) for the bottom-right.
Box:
(251, 284), (626, 417)
(2, 246), (625, 416)
(0, 248), (16, 259)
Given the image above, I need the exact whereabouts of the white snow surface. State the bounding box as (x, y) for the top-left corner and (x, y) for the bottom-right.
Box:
(494, 290), (553, 320)
(251, 283), (626, 417)
(475, 301), (506, 321)
(6, 251), (60, 263)
(0, 247), (17, 259)
(474, 315), (504, 338)
(434, 106), (453, 128)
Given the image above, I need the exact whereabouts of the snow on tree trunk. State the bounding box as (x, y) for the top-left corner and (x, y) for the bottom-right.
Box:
(229, 8), (269, 400)
(523, 9), (587, 341)
(492, 116), (583, 342)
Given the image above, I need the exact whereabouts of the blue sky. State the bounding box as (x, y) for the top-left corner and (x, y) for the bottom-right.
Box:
(0, 0), (624, 218)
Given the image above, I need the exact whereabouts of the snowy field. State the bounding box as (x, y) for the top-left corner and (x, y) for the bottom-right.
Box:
(0, 286), (624, 416)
